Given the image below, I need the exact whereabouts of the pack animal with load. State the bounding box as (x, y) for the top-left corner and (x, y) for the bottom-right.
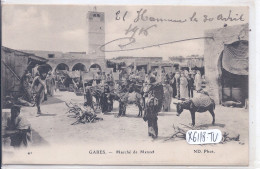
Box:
(174, 93), (215, 126)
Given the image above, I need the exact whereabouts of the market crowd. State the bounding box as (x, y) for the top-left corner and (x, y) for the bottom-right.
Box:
(4, 64), (205, 147)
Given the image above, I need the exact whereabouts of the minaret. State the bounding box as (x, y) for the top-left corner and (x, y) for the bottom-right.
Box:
(87, 7), (105, 59)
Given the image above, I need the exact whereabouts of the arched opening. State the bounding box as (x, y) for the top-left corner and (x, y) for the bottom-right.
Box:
(218, 40), (248, 105)
(89, 63), (102, 72)
(45, 64), (53, 72)
(72, 63), (86, 71)
(55, 63), (69, 72)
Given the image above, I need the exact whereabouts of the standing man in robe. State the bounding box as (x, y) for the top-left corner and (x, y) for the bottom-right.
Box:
(187, 73), (194, 98)
(143, 77), (163, 139)
(162, 79), (173, 112)
(46, 71), (56, 96)
(84, 86), (94, 109)
(175, 72), (181, 99)
(117, 80), (129, 117)
(32, 65), (48, 116)
(194, 70), (202, 92)
(100, 83), (110, 114)
(180, 72), (189, 99)
(170, 73), (177, 98)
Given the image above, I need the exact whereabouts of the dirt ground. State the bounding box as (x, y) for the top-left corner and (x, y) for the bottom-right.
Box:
(3, 90), (248, 146)
(2, 90), (250, 165)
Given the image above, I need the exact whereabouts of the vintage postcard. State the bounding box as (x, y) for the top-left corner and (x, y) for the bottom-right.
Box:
(1, 4), (250, 165)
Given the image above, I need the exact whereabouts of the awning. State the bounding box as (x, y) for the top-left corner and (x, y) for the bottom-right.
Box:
(222, 40), (248, 75)
(107, 60), (126, 67)
(81, 72), (95, 81)
(58, 70), (80, 78)
(136, 63), (148, 67)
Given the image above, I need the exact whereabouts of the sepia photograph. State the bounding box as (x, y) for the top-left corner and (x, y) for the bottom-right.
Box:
(1, 4), (250, 165)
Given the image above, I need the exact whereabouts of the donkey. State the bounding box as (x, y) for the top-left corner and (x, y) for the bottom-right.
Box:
(175, 95), (215, 126)
(109, 81), (145, 117)
(110, 91), (144, 117)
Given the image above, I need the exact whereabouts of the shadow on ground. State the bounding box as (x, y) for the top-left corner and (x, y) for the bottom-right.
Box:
(42, 96), (64, 105)
(37, 113), (57, 117)
(198, 123), (225, 128)
(31, 129), (49, 146)
(159, 112), (178, 116)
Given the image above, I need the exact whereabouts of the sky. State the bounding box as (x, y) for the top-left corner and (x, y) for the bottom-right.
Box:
(2, 5), (249, 59)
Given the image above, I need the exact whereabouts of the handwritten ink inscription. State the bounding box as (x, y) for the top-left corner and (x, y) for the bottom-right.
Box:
(116, 8), (245, 24)
(134, 8), (187, 23)
(125, 24), (157, 38)
(113, 24), (157, 49)
(99, 8), (246, 52)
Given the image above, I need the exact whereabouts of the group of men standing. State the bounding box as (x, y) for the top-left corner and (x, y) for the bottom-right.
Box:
(92, 68), (204, 139)
(18, 64), (204, 142)
(171, 70), (203, 100)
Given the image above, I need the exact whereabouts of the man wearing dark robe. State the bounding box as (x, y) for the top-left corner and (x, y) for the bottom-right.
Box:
(100, 84), (110, 114)
(170, 73), (177, 98)
(187, 74), (194, 98)
(84, 86), (94, 109)
(117, 80), (129, 117)
(143, 77), (161, 139)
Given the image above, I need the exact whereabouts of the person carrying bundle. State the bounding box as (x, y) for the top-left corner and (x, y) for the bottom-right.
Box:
(143, 77), (163, 139)
(31, 64), (49, 115)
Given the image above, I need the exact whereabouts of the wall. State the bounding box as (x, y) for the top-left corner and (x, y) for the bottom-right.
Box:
(23, 50), (64, 59)
(48, 57), (106, 72)
(204, 23), (249, 104)
(1, 47), (29, 97)
(21, 50), (106, 72)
